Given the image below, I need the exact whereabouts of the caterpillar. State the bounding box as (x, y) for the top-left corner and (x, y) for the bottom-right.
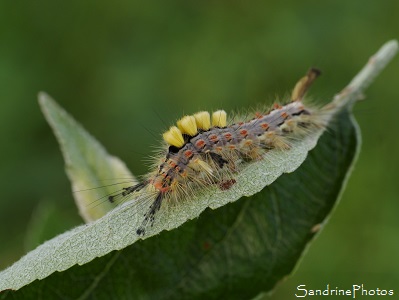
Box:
(106, 68), (330, 236)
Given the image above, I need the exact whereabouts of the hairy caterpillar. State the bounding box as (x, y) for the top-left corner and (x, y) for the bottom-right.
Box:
(106, 68), (331, 236)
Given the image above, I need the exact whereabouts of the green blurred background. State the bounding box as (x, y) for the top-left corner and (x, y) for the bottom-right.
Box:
(0, 0), (398, 298)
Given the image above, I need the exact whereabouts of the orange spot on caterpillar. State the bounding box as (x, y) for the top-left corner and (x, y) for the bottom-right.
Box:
(281, 112), (288, 119)
(228, 145), (236, 150)
(239, 129), (248, 136)
(184, 150), (193, 158)
(154, 182), (169, 193)
(224, 133), (232, 141)
(195, 140), (206, 148)
(216, 146), (223, 152)
(273, 103), (283, 109)
(260, 123), (269, 130)
(168, 160), (177, 168)
(209, 134), (218, 142)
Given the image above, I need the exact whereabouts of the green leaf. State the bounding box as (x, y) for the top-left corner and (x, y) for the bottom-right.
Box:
(38, 92), (136, 222)
(0, 40), (396, 299)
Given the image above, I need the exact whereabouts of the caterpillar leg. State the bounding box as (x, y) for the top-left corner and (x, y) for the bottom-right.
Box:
(108, 181), (147, 203)
(136, 192), (164, 236)
(218, 179), (237, 190)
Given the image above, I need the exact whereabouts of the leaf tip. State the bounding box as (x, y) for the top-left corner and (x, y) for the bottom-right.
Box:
(387, 39), (398, 50)
(38, 92), (56, 116)
(38, 91), (51, 105)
